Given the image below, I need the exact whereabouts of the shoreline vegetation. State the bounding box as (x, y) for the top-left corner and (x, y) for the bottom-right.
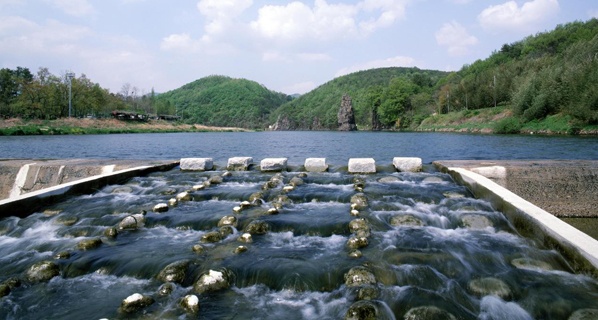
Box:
(0, 118), (250, 135)
(2, 106), (597, 136)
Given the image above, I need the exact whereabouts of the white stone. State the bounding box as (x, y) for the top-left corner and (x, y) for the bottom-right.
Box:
(124, 293), (143, 304)
(393, 157), (423, 172)
(260, 158), (288, 172)
(180, 158), (213, 171)
(153, 203), (169, 213)
(227, 157), (253, 171)
(348, 158), (376, 173)
(176, 191), (192, 201)
(305, 158), (328, 172)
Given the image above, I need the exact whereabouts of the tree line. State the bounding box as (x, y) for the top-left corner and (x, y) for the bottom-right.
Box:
(0, 67), (174, 119)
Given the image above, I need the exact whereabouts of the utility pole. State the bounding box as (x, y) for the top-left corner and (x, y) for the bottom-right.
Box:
(67, 72), (75, 117)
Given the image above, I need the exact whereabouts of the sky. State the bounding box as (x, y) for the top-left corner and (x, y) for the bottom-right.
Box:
(1, 0), (596, 96)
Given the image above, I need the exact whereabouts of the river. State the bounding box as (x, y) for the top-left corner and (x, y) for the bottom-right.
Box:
(1, 131), (597, 164)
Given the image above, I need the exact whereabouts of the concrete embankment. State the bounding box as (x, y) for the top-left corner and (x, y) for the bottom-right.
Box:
(435, 160), (598, 276)
(0, 159), (178, 218)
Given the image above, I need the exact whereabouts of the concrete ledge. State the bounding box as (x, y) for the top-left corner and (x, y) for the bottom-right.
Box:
(393, 157), (422, 172)
(180, 158), (213, 171)
(438, 165), (598, 277)
(227, 157), (253, 171)
(0, 161), (178, 218)
(304, 158), (328, 172)
(348, 158), (376, 174)
(260, 158), (288, 172)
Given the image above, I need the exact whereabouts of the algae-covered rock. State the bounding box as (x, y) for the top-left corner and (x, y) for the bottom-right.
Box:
(244, 220), (270, 235)
(180, 294), (200, 313)
(200, 231), (223, 243)
(119, 293), (154, 313)
(194, 269), (230, 294)
(77, 237), (102, 250)
(467, 277), (512, 299)
(157, 260), (190, 284)
(26, 260), (60, 282)
(344, 266), (376, 287)
(404, 306), (457, 320)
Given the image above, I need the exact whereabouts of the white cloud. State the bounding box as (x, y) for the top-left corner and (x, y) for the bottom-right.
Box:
(44, 0), (95, 17)
(435, 21), (478, 56)
(251, 0), (408, 41)
(335, 55), (417, 77)
(197, 0), (253, 38)
(297, 53), (332, 62)
(281, 81), (317, 95)
(262, 51), (331, 63)
(478, 0), (560, 32)
(160, 33), (198, 51)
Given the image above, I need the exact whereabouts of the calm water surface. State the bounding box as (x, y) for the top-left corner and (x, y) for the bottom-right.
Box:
(1, 132), (597, 164)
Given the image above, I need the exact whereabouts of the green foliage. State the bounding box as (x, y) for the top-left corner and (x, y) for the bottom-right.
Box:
(157, 75), (290, 129)
(271, 67), (447, 130)
(493, 117), (522, 134)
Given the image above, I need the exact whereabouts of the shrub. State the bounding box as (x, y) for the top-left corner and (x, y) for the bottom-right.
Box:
(493, 117), (522, 134)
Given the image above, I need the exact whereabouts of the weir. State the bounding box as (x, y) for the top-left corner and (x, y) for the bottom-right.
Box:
(0, 157), (597, 319)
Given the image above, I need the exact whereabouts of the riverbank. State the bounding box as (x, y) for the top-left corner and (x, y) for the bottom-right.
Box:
(415, 106), (598, 135)
(0, 118), (251, 135)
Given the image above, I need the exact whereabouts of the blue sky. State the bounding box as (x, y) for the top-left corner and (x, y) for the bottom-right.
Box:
(1, 0), (596, 95)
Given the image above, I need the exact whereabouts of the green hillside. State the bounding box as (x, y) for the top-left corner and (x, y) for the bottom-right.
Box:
(157, 75), (291, 129)
(270, 67), (448, 130)
(431, 18), (598, 133)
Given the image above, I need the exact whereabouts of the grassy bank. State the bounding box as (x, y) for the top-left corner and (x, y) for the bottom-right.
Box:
(415, 106), (598, 135)
(0, 118), (251, 135)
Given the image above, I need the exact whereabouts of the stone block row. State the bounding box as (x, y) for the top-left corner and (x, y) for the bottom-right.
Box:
(179, 157), (422, 173)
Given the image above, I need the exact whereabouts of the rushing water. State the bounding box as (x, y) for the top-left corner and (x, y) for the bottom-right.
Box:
(1, 132), (598, 319)
(1, 166), (598, 319)
(1, 131), (598, 163)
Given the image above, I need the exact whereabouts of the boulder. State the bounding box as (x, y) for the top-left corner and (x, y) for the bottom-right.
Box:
(227, 157), (253, 171)
(180, 294), (200, 313)
(26, 260), (60, 282)
(157, 260), (190, 284)
(153, 203), (169, 213)
(350, 193), (368, 210)
(403, 306), (457, 320)
(77, 237), (102, 250)
(467, 277), (512, 299)
(347, 236), (369, 249)
(260, 158), (288, 172)
(119, 293), (154, 313)
(349, 218), (371, 236)
(157, 282), (175, 296)
(244, 220), (270, 235)
(393, 157), (423, 172)
(176, 191), (192, 202)
(218, 215), (238, 228)
(344, 266), (376, 287)
(104, 227), (118, 238)
(209, 175), (223, 185)
(348, 158), (376, 174)
(180, 158), (213, 171)
(390, 214), (426, 227)
(200, 231), (223, 243)
(338, 94), (357, 131)
(193, 269), (230, 294)
(238, 233), (253, 243)
(118, 213), (145, 230)
(305, 158), (328, 172)
(461, 214), (493, 229)
(234, 245), (248, 254)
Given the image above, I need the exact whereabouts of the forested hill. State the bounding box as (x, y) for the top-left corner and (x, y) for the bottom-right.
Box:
(156, 75), (291, 129)
(269, 67), (448, 130)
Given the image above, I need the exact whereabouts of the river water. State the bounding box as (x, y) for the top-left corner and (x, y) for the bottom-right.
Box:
(1, 131), (597, 163)
(1, 132), (598, 319)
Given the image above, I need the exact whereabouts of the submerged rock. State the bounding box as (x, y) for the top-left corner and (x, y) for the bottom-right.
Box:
(157, 282), (176, 296)
(193, 269), (230, 294)
(244, 220), (270, 235)
(180, 294), (200, 313)
(344, 266), (376, 287)
(467, 277), (512, 300)
(119, 293), (154, 313)
(461, 214), (493, 229)
(77, 237), (102, 250)
(350, 193), (368, 210)
(511, 258), (553, 271)
(104, 227), (118, 238)
(55, 216), (78, 226)
(403, 305), (457, 320)
(390, 214), (426, 227)
(0, 278), (21, 298)
(157, 260), (190, 284)
(345, 300), (394, 320)
(218, 215), (238, 228)
(201, 231), (223, 243)
(26, 260), (60, 282)
(569, 309), (598, 320)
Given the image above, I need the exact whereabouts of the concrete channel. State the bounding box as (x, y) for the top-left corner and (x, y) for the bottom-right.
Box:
(0, 157), (597, 277)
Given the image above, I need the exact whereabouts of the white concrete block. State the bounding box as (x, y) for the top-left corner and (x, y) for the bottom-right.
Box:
(180, 158), (213, 171)
(348, 158), (376, 173)
(393, 157), (423, 172)
(260, 158), (288, 172)
(227, 157), (253, 171)
(304, 158), (328, 172)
